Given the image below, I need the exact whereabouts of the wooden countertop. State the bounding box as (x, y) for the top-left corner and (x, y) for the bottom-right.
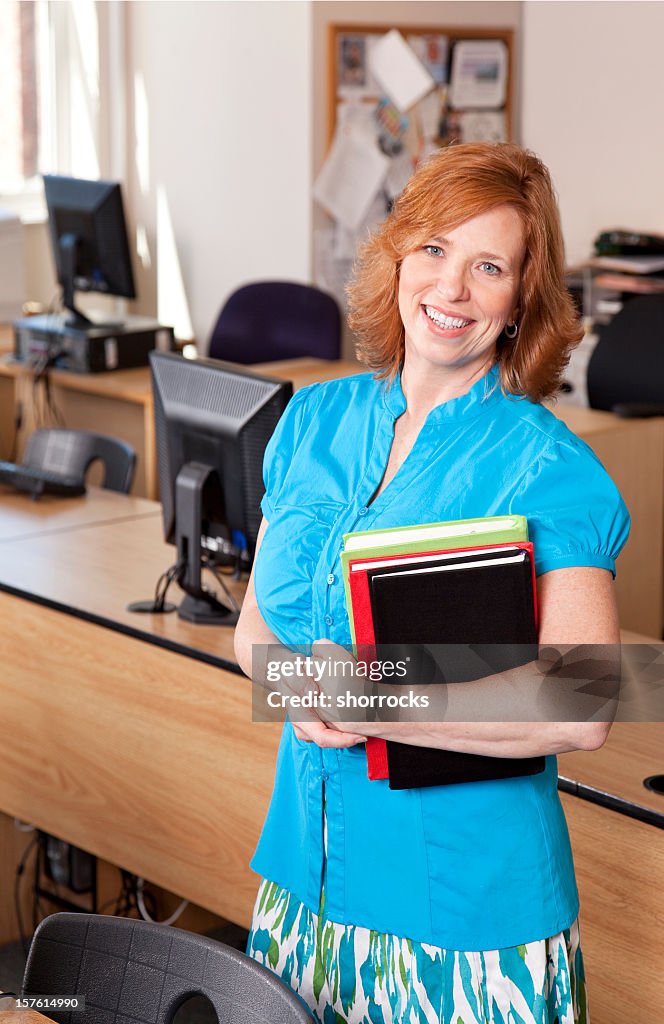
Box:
(0, 487), (161, 542)
(0, 498), (662, 823)
(0, 1012), (50, 1023)
(0, 503), (242, 672)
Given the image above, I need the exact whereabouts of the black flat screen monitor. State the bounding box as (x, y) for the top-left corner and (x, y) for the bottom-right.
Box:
(149, 350), (293, 624)
(43, 174), (136, 329)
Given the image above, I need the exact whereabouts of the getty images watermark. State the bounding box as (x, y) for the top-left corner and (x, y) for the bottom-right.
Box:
(251, 643), (664, 723)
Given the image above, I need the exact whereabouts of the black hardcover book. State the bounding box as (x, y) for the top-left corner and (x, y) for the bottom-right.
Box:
(367, 546), (544, 790)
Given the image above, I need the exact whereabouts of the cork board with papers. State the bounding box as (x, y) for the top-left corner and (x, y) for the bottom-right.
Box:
(314, 24), (513, 308)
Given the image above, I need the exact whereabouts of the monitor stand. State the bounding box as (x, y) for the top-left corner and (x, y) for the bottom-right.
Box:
(175, 463), (239, 626)
(59, 232), (124, 331)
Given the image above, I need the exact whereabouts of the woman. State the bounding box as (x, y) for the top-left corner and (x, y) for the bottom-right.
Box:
(235, 143), (629, 1024)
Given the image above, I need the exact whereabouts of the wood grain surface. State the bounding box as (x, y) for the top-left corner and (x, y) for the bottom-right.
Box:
(561, 791), (664, 1023)
(0, 590), (281, 928)
(0, 488), (160, 543)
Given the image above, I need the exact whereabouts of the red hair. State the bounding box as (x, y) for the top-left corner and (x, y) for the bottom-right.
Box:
(347, 143), (582, 401)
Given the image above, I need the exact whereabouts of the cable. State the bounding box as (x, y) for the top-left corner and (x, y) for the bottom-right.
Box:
(97, 869), (139, 917)
(14, 835), (38, 955)
(127, 558), (184, 615)
(13, 819), (36, 832)
(156, 559), (185, 610)
(207, 560), (241, 614)
(43, 368), (65, 427)
(136, 877), (188, 927)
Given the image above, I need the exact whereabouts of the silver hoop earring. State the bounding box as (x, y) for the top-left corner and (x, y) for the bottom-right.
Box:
(504, 321), (519, 340)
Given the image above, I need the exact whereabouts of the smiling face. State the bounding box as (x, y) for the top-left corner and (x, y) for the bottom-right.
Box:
(397, 204), (526, 387)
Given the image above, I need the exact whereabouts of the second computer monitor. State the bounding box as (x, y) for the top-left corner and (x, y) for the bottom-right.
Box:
(43, 174), (136, 328)
(150, 351), (293, 624)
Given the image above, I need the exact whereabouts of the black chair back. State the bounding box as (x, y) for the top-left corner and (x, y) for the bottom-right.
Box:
(23, 429), (136, 493)
(22, 913), (314, 1023)
(587, 295), (664, 415)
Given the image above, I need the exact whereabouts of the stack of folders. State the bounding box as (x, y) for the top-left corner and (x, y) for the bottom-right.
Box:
(341, 515), (544, 790)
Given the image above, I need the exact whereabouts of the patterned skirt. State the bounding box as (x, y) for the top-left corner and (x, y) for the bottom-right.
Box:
(247, 878), (589, 1024)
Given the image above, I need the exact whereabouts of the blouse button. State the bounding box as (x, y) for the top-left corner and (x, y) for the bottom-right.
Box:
(358, 506), (368, 516)
(324, 614), (334, 626)
(320, 769), (330, 781)
(327, 573), (336, 585)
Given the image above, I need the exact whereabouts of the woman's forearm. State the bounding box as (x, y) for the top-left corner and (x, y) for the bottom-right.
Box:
(361, 717), (611, 755)
(313, 641), (618, 756)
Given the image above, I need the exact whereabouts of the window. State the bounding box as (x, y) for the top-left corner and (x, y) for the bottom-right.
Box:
(0, 0), (122, 219)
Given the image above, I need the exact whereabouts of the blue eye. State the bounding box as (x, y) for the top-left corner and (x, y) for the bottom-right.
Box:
(424, 245), (444, 257)
(479, 262), (500, 275)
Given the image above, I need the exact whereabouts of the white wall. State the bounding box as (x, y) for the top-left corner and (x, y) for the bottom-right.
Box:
(522, 0), (664, 266)
(126, 0), (312, 346)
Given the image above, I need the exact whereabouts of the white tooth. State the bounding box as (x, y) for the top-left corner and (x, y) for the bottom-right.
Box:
(426, 306), (470, 328)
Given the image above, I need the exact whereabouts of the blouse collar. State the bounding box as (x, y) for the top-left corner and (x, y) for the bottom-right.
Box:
(383, 363), (506, 423)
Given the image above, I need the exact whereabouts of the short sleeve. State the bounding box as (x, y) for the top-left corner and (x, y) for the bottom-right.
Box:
(260, 384), (319, 520)
(512, 435), (631, 578)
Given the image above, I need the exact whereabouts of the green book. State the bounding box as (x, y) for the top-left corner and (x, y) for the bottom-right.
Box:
(342, 515), (529, 642)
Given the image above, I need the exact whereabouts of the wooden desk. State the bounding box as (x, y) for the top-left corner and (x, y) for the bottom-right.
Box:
(0, 500), (280, 930)
(0, 487), (160, 542)
(0, 491), (662, 1021)
(550, 402), (664, 638)
(0, 1013), (49, 1024)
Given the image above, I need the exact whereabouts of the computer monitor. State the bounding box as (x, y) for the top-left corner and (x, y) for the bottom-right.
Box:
(43, 174), (136, 329)
(149, 351), (293, 625)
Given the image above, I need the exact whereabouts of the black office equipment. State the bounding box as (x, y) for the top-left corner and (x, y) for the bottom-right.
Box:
(22, 913), (314, 1024)
(13, 175), (174, 372)
(587, 294), (664, 416)
(149, 351), (292, 624)
(367, 546), (543, 790)
(13, 314), (174, 373)
(594, 228), (664, 258)
(43, 174), (136, 328)
(0, 461), (86, 498)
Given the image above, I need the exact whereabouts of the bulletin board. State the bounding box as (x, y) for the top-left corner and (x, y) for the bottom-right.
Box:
(327, 23), (514, 152)
(313, 24), (514, 310)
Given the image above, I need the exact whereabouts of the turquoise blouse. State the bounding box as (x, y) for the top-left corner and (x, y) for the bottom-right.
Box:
(250, 365), (630, 951)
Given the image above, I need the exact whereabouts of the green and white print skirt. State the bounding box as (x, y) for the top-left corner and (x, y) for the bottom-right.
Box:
(247, 878), (589, 1024)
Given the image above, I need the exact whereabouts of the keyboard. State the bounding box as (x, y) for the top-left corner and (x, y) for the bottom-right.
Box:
(0, 461), (86, 498)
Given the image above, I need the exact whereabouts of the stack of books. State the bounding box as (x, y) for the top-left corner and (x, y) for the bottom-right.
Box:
(341, 515), (544, 790)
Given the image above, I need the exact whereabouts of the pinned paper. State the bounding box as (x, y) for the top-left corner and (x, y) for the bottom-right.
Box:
(369, 29), (435, 112)
(449, 40), (507, 109)
(418, 88), (446, 141)
(314, 131), (390, 232)
(459, 110), (507, 143)
(384, 150), (414, 200)
(407, 34), (449, 86)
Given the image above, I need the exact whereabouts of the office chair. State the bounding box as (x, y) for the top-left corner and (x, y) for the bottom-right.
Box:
(22, 912), (314, 1024)
(22, 428), (137, 493)
(207, 280), (342, 363)
(587, 294), (664, 416)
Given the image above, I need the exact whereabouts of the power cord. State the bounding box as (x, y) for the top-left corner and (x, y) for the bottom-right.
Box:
(127, 557), (242, 617)
(136, 878), (188, 927)
(126, 559), (184, 614)
(14, 834), (39, 955)
(206, 558), (241, 615)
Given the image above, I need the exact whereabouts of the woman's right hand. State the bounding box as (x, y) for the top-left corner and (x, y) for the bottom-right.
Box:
(292, 717), (367, 747)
